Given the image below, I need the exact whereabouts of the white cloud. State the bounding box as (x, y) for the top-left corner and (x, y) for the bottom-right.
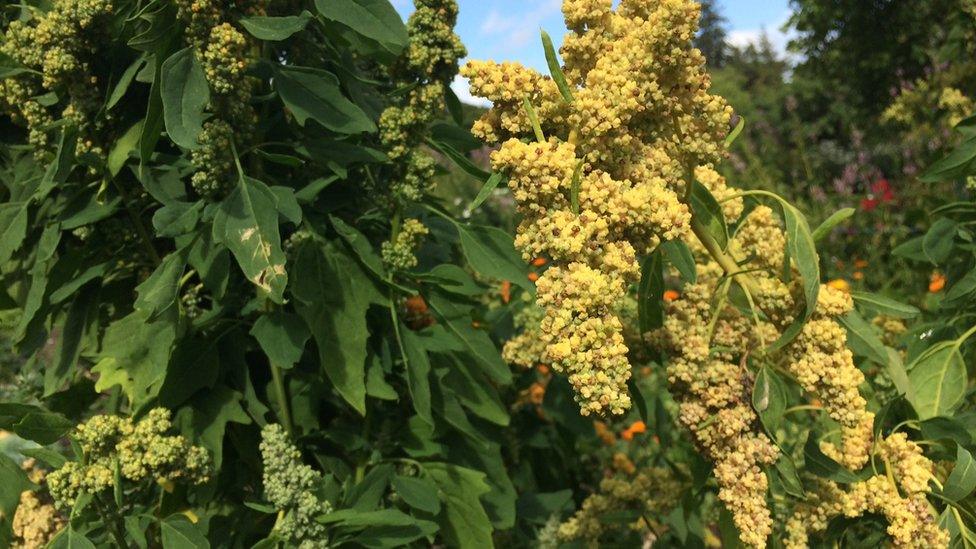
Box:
(726, 10), (797, 59)
(480, 0), (561, 48)
(451, 74), (492, 108)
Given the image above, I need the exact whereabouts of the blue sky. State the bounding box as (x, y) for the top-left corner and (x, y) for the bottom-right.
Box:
(391, 0), (793, 104)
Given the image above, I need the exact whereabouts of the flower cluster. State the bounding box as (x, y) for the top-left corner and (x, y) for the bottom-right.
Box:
(464, 0), (732, 415)
(11, 459), (64, 548)
(378, 0), (465, 202)
(174, 0), (262, 198)
(502, 301), (548, 369)
(786, 433), (947, 547)
(381, 218), (428, 272)
(260, 424), (332, 548)
(0, 0), (113, 156)
(47, 408), (210, 508)
(556, 467), (681, 544)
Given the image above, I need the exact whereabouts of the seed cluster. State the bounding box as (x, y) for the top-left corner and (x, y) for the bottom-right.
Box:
(381, 218), (429, 272)
(378, 0), (466, 202)
(260, 424), (332, 548)
(46, 408), (210, 508)
(463, 0), (732, 416)
(11, 460), (64, 549)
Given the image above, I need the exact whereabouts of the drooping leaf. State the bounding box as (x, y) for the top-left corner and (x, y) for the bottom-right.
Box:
(425, 292), (510, 385)
(329, 215), (387, 281)
(456, 224), (532, 292)
(92, 309), (178, 406)
(638, 250), (664, 333)
(213, 176), (288, 303)
(425, 138), (492, 182)
(108, 120), (145, 176)
(661, 239), (697, 283)
(803, 433), (868, 483)
(0, 203), (28, 266)
(398, 327), (433, 425)
(274, 66), (376, 133)
(161, 514), (210, 548)
(944, 446), (976, 502)
(690, 180), (729, 250)
(424, 463), (493, 549)
(922, 217), (957, 264)
(314, 0), (408, 54)
(393, 475), (441, 514)
(724, 115), (745, 147)
(160, 47), (210, 150)
(752, 366), (788, 434)
(908, 340), (967, 420)
(769, 201), (820, 351)
(812, 207), (855, 241)
(48, 527), (98, 549)
(240, 11), (313, 40)
(839, 311), (889, 366)
(134, 250), (186, 319)
(920, 135), (976, 182)
(250, 312), (310, 369)
(541, 30), (573, 103)
(467, 172), (504, 212)
(850, 291), (920, 319)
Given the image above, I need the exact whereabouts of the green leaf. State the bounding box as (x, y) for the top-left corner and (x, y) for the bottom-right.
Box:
(293, 242), (384, 415)
(108, 120), (145, 176)
(850, 291), (920, 319)
(275, 66), (376, 133)
(48, 527), (97, 549)
(661, 239), (697, 283)
(922, 218), (957, 264)
(250, 312), (310, 369)
(769, 201), (820, 351)
(724, 115), (745, 147)
(803, 433), (866, 483)
(943, 268), (976, 306)
(161, 514), (210, 548)
(690, 180), (728, 250)
(884, 348), (914, 400)
(240, 11), (313, 40)
(11, 411), (73, 445)
(314, 0), (408, 54)
(944, 446), (976, 502)
(424, 463), (493, 549)
(213, 176), (288, 303)
(752, 366), (787, 433)
(908, 339), (968, 420)
(425, 138), (492, 182)
(0, 50), (38, 79)
(393, 475), (441, 514)
(456, 224), (531, 292)
(93, 310), (177, 406)
(398, 327), (432, 425)
(140, 60), (165, 160)
(160, 47), (210, 150)
(440, 354), (509, 426)
(638, 250), (664, 333)
(425, 292), (511, 385)
(467, 172), (504, 212)
(47, 288), (99, 396)
(107, 56), (147, 110)
(772, 454), (805, 498)
(158, 337), (221, 408)
(839, 311), (889, 366)
(920, 135), (976, 182)
(569, 159), (583, 215)
(0, 202), (28, 266)
(135, 251), (185, 319)
(445, 85), (464, 126)
(153, 201), (204, 237)
(541, 30), (573, 103)
(178, 386), (250, 470)
(812, 207), (855, 241)
(330, 215), (387, 281)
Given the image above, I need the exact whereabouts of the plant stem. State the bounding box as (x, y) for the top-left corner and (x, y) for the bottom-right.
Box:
(690, 215), (760, 297)
(110, 177), (161, 266)
(95, 494), (129, 549)
(270, 362), (293, 436)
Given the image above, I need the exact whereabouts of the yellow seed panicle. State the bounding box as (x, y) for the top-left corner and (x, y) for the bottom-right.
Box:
(465, 0), (729, 416)
(381, 218), (429, 272)
(11, 460), (64, 549)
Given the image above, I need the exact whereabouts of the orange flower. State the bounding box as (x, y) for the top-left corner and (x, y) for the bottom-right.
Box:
(531, 257), (547, 267)
(593, 421), (617, 445)
(620, 420), (647, 441)
(529, 382), (545, 405)
(404, 294), (428, 314)
(528, 272), (539, 283)
(930, 272), (946, 293)
(500, 280), (511, 304)
(826, 279), (850, 293)
(854, 259), (869, 269)
(663, 289), (680, 302)
(536, 363), (551, 376)
(852, 271), (864, 281)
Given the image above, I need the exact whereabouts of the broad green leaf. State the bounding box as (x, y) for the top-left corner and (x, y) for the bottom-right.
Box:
(922, 217), (957, 264)
(0, 202), (28, 265)
(107, 55), (147, 110)
(467, 172), (504, 212)
(0, 451), (33, 536)
(884, 348), (914, 400)
(178, 386), (250, 469)
(38, 125), (78, 199)
(445, 85), (464, 126)
(772, 454), (805, 498)
(908, 340), (967, 420)
(140, 59), (164, 160)
(541, 30), (573, 103)
(416, 264), (482, 296)
(398, 327), (433, 425)
(0, 50), (38, 79)
(690, 180), (728, 250)
(240, 11), (313, 40)
(275, 66), (376, 133)
(803, 433), (867, 483)
(329, 215), (387, 281)
(456, 224), (532, 292)
(293, 242), (384, 415)
(425, 292), (510, 385)
(366, 357), (397, 400)
(47, 288), (99, 396)
(20, 447), (67, 469)
(920, 135), (976, 182)
(213, 176), (288, 303)
(638, 250), (664, 333)
(811, 207), (855, 241)
(440, 355), (509, 426)
(752, 366), (787, 433)
(393, 475), (441, 514)
(943, 268), (976, 306)
(250, 312), (310, 369)
(16, 226), (60, 339)
(769, 200), (819, 351)
(944, 446), (976, 502)
(161, 514), (210, 548)
(839, 311), (888, 366)
(314, 0), (408, 54)
(270, 186), (302, 225)
(160, 47), (210, 150)
(158, 337), (221, 407)
(50, 262), (109, 304)
(12, 412), (73, 445)
(92, 309), (178, 406)
(424, 463), (493, 549)
(135, 251), (185, 319)
(153, 201), (203, 237)
(108, 120), (144, 176)
(425, 138), (492, 182)
(850, 291), (920, 319)
(661, 239), (697, 283)
(48, 527), (97, 549)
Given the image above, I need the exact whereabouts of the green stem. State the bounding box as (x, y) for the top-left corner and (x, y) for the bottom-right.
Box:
(270, 362), (293, 436)
(690, 215), (760, 297)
